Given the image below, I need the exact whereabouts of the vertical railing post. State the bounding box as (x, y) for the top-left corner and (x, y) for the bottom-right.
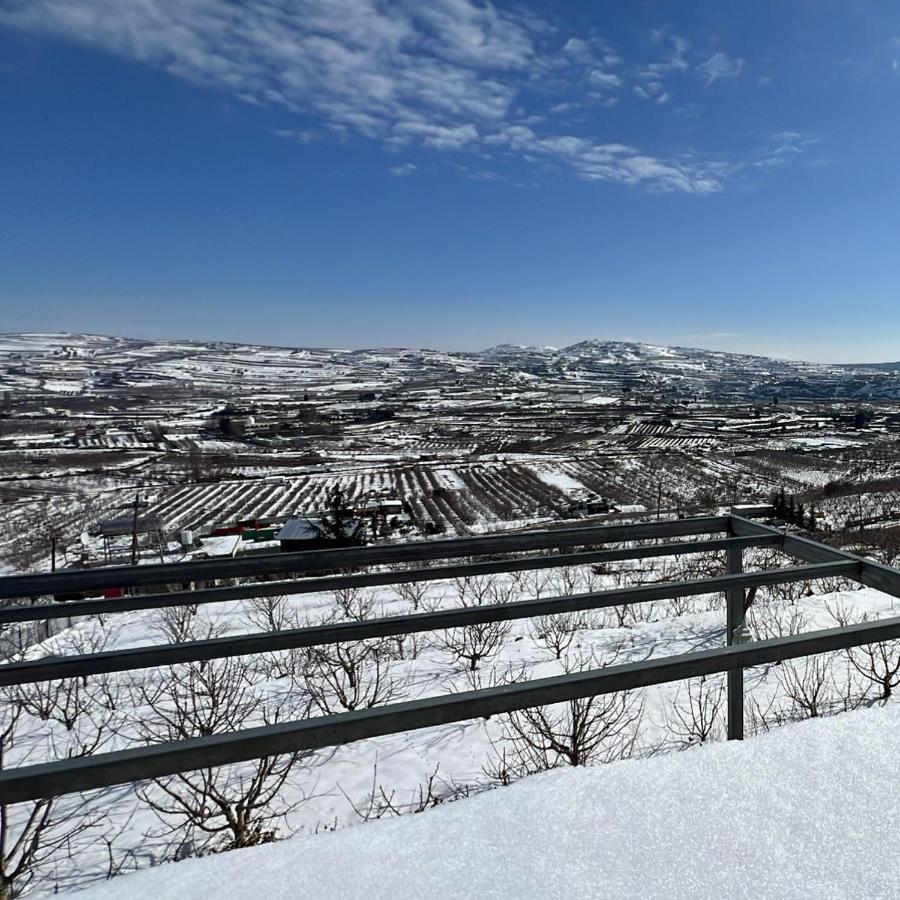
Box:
(726, 536), (745, 740)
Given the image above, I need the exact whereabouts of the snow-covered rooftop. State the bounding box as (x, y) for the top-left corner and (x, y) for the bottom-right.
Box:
(77, 701), (900, 899)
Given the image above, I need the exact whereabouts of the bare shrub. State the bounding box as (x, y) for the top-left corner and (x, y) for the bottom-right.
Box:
(151, 604), (223, 644)
(332, 588), (375, 621)
(748, 603), (810, 641)
(0, 664), (118, 899)
(665, 675), (725, 746)
(136, 659), (307, 853)
(486, 651), (643, 780)
(438, 578), (511, 671)
(596, 599), (657, 628)
(776, 655), (832, 719)
(661, 593), (701, 619)
(302, 641), (402, 713)
(244, 596), (303, 680)
(393, 580), (429, 612)
(343, 761), (474, 821)
(761, 579), (807, 605)
(746, 693), (781, 735)
(245, 595), (294, 632)
(530, 613), (581, 659)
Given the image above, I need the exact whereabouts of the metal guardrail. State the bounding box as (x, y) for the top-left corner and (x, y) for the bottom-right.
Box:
(0, 533), (779, 624)
(1, 509), (898, 806)
(0, 515), (735, 600)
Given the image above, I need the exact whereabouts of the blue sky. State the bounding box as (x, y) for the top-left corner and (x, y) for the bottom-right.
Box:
(1, 1), (900, 362)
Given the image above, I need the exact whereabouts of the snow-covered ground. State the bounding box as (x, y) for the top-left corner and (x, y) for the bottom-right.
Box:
(77, 700), (900, 900)
(7, 546), (899, 897)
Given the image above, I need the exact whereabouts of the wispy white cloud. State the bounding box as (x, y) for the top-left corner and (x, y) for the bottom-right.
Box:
(697, 51), (745, 85)
(753, 132), (820, 169)
(633, 80), (667, 102)
(0, 0), (750, 194)
(389, 162), (417, 176)
(271, 127), (318, 144)
(588, 70), (622, 90)
(486, 124), (726, 194)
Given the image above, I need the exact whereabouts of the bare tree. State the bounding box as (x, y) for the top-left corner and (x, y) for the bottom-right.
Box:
(775, 655), (832, 719)
(393, 580), (430, 612)
(827, 604), (900, 702)
(530, 613), (581, 660)
(378, 609), (425, 662)
(848, 637), (900, 702)
(452, 575), (497, 606)
(243, 596), (303, 679)
(136, 659), (307, 853)
(486, 651), (643, 780)
(244, 595), (294, 633)
(665, 675), (725, 746)
(549, 567), (581, 598)
(439, 619), (510, 672)
(438, 578), (511, 671)
(521, 569), (552, 601)
(15, 627), (121, 755)
(0, 654), (118, 900)
(302, 640), (402, 713)
(332, 588), (375, 621)
(152, 604), (204, 645)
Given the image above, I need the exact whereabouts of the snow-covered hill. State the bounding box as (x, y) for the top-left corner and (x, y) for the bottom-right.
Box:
(5, 331), (900, 401)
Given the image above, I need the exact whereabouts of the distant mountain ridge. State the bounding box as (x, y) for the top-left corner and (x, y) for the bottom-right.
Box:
(3, 332), (900, 402)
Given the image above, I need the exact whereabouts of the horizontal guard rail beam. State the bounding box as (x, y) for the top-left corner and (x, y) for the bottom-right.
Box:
(0, 561), (858, 686)
(0, 516), (733, 600)
(0, 534), (782, 625)
(730, 514), (900, 600)
(2, 603), (898, 806)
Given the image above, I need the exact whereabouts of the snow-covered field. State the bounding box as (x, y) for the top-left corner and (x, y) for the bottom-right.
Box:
(6, 332), (900, 896)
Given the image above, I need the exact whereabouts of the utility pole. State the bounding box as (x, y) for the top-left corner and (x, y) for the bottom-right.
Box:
(130, 493), (141, 566)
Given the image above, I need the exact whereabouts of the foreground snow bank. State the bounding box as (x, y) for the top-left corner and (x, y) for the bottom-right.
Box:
(78, 703), (900, 900)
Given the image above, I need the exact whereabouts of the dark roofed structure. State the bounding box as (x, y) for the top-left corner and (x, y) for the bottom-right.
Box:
(276, 516), (365, 552)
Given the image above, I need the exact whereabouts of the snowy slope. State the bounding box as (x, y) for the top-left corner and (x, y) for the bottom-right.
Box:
(76, 701), (900, 900)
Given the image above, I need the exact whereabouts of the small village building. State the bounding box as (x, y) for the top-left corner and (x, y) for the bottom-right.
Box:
(276, 516), (365, 552)
(566, 496), (614, 517)
(189, 534), (241, 559)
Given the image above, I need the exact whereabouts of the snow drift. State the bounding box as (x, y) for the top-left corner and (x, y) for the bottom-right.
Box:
(75, 700), (900, 899)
